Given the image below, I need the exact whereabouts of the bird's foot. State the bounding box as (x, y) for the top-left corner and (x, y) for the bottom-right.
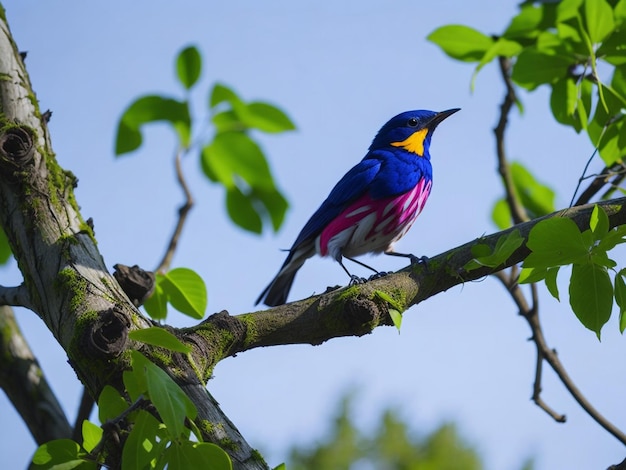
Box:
(410, 255), (432, 274)
(348, 275), (368, 286)
(368, 271), (392, 281)
(408, 254), (429, 265)
(324, 284), (343, 294)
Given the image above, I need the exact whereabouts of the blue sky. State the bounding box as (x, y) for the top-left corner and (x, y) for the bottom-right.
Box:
(3, 1), (625, 469)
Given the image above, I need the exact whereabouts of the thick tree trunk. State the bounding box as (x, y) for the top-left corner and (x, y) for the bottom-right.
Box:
(0, 10), (267, 470)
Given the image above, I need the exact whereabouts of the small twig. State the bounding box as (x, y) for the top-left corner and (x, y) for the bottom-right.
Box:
(600, 171), (626, 201)
(89, 397), (150, 462)
(570, 146), (602, 207)
(573, 162), (626, 206)
(494, 271), (626, 444)
(155, 150), (194, 273)
(494, 272), (566, 421)
(494, 56), (529, 225)
(0, 284), (35, 311)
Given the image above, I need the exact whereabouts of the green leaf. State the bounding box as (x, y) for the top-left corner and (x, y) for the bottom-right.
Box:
(212, 110), (243, 133)
(190, 443), (233, 470)
(203, 132), (275, 189)
(176, 45), (202, 90)
(241, 102), (296, 133)
(551, 78), (581, 129)
(201, 132), (289, 233)
(373, 290), (403, 311)
(569, 262), (613, 338)
(81, 421), (102, 453)
(125, 350), (152, 401)
(252, 187), (289, 232)
(589, 248), (617, 269)
(589, 204), (609, 240)
(144, 359), (197, 438)
(98, 385), (129, 424)
(510, 162), (556, 219)
(373, 290), (403, 332)
(467, 230), (524, 269)
(210, 83), (244, 109)
(121, 410), (164, 470)
(597, 225), (626, 251)
(584, 0), (615, 44)
(503, 3), (544, 39)
(536, 31), (566, 52)
(471, 38), (523, 90)
(512, 49), (572, 90)
(519, 267), (548, 284)
(491, 198), (511, 230)
(388, 308), (402, 332)
(226, 186), (263, 233)
(616, 0), (626, 21)
(615, 269), (626, 333)
(427, 25), (494, 62)
(523, 217), (589, 269)
(161, 268), (207, 320)
(587, 74), (626, 165)
(545, 267), (561, 300)
(165, 440), (232, 470)
(129, 327), (192, 353)
(557, 0), (584, 23)
(115, 96), (191, 155)
(143, 277), (168, 320)
(31, 439), (88, 469)
(598, 29), (626, 65)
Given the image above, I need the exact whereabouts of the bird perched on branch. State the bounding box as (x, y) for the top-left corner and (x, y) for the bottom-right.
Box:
(256, 108), (459, 306)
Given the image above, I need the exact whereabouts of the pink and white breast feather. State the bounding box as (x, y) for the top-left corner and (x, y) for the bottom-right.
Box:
(316, 178), (432, 261)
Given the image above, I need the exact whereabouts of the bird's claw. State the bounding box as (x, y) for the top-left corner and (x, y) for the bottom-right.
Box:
(408, 254), (429, 265)
(368, 271), (391, 281)
(348, 275), (368, 286)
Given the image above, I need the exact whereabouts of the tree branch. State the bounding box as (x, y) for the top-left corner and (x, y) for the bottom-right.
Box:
(0, 306), (72, 444)
(494, 262), (626, 445)
(185, 199), (626, 374)
(155, 150), (194, 273)
(0, 14), (263, 469)
(495, 56), (528, 224)
(494, 271), (567, 422)
(0, 284), (35, 310)
(574, 161), (626, 206)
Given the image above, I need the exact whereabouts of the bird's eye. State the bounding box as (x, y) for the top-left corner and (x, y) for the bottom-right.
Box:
(407, 118), (419, 127)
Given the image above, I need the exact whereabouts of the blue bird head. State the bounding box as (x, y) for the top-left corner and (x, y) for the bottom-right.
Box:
(369, 108), (460, 158)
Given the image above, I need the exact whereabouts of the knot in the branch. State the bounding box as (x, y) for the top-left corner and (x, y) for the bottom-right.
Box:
(86, 307), (130, 358)
(113, 264), (155, 307)
(0, 126), (35, 169)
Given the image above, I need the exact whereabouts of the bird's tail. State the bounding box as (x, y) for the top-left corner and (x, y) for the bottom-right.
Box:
(256, 244), (314, 306)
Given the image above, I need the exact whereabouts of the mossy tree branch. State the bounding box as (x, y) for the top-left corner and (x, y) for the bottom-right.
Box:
(0, 12), (265, 470)
(184, 198), (626, 377)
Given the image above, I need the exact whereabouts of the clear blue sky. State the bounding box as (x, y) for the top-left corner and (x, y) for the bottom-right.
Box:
(3, 1), (625, 469)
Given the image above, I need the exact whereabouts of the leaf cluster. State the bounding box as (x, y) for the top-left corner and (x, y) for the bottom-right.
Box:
(32, 351), (232, 470)
(520, 205), (626, 338)
(115, 45), (295, 234)
(143, 267), (207, 321)
(429, 0), (626, 165)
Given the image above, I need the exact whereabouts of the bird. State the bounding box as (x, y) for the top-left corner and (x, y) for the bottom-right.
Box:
(256, 108), (459, 306)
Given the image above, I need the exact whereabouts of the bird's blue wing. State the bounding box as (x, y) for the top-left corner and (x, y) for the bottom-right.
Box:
(291, 156), (382, 247)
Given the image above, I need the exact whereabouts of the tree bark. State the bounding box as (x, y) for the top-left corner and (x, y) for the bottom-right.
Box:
(0, 10), (267, 470)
